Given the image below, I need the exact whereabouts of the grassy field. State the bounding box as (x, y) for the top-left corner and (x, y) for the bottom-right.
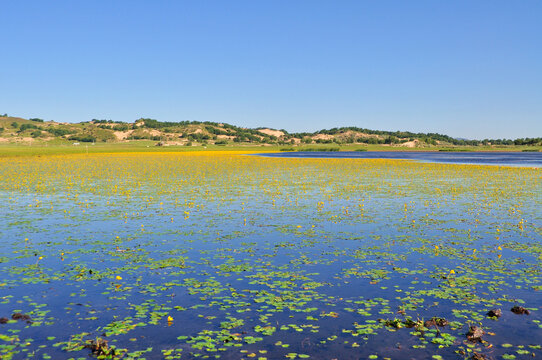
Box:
(0, 141), (538, 157)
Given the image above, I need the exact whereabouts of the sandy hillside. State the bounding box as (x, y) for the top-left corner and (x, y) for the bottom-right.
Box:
(257, 128), (284, 137)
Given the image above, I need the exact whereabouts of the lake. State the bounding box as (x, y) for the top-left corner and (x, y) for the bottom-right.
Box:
(0, 152), (540, 359)
(257, 151), (542, 167)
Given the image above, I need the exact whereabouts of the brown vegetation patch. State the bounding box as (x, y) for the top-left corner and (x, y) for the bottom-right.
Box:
(511, 305), (530, 315)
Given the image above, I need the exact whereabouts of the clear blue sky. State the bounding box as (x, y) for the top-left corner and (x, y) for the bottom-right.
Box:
(1, 1), (541, 139)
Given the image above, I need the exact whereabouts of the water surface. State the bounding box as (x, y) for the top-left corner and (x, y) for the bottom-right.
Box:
(0, 153), (540, 359)
(257, 151), (542, 167)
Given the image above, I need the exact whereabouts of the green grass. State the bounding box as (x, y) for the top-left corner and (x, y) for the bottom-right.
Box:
(439, 148), (473, 152)
(0, 140), (537, 157)
(0, 142), (283, 157)
(297, 146), (340, 152)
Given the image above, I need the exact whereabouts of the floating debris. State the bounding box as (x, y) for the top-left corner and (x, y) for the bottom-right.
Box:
(84, 338), (114, 356)
(486, 309), (502, 318)
(424, 317), (448, 328)
(11, 313), (31, 323)
(471, 352), (489, 360)
(510, 306), (530, 315)
(467, 326), (484, 342)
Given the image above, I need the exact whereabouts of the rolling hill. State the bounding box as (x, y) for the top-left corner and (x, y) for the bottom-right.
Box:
(0, 115), (540, 148)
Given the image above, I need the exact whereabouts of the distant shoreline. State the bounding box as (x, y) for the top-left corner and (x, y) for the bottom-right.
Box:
(0, 142), (539, 158)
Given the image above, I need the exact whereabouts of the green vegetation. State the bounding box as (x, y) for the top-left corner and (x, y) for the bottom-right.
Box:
(439, 148), (473, 152)
(0, 115), (540, 151)
(18, 123), (40, 132)
(298, 146), (340, 152)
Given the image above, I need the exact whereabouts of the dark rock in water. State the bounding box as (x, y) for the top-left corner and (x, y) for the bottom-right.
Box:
(0, 317), (8, 324)
(511, 306), (530, 315)
(11, 313), (31, 322)
(471, 353), (489, 360)
(467, 326), (484, 342)
(487, 308), (502, 318)
(424, 317), (448, 328)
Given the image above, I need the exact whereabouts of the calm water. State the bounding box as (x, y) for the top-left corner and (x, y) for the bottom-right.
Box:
(257, 151), (542, 167)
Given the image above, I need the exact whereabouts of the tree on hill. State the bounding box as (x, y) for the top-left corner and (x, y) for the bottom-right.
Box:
(18, 123), (40, 132)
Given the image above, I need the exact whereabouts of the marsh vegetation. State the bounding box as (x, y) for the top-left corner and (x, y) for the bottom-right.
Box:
(0, 152), (540, 359)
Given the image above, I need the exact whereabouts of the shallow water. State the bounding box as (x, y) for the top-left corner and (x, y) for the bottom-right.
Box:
(257, 151), (542, 167)
(0, 153), (540, 359)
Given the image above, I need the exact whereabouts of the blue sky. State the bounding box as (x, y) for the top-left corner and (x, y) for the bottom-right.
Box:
(1, 1), (540, 139)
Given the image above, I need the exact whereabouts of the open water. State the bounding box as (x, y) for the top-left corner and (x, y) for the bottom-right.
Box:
(258, 151), (542, 167)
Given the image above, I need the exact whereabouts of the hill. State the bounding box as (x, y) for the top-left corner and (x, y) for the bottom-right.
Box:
(0, 115), (540, 148)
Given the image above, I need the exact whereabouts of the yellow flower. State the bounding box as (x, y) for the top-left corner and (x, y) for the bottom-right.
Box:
(167, 316), (173, 322)
(449, 269), (455, 274)
(497, 246), (502, 251)
(115, 275), (122, 280)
